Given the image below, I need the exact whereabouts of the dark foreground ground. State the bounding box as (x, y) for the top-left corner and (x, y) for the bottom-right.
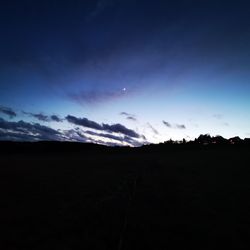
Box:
(0, 142), (250, 249)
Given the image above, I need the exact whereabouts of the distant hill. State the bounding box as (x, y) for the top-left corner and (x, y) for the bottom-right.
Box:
(1, 134), (250, 154)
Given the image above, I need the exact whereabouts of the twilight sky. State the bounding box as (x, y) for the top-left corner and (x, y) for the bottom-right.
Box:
(1, 0), (250, 146)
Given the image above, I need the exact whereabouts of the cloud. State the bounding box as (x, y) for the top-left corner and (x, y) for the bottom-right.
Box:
(0, 118), (93, 143)
(176, 124), (186, 129)
(84, 130), (143, 146)
(147, 123), (159, 135)
(23, 112), (63, 122)
(0, 129), (35, 141)
(120, 112), (132, 116)
(0, 106), (17, 119)
(62, 129), (89, 143)
(120, 112), (137, 121)
(66, 115), (103, 130)
(68, 89), (126, 106)
(0, 111), (143, 145)
(29, 113), (50, 122)
(74, 129), (125, 146)
(62, 128), (145, 147)
(162, 120), (172, 128)
(126, 116), (137, 121)
(0, 117), (146, 146)
(163, 120), (186, 129)
(0, 118), (62, 141)
(66, 115), (141, 138)
(102, 123), (139, 138)
(50, 115), (63, 122)
(85, 130), (122, 140)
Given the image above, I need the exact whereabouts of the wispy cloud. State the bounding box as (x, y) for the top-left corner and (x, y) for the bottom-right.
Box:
(51, 115), (63, 122)
(64, 128), (144, 146)
(0, 106), (17, 119)
(147, 123), (159, 135)
(120, 112), (137, 121)
(163, 120), (186, 129)
(23, 112), (63, 122)
(162, 120), (171, 128)
(126, 116), (137, 121)
(84, 130), (144, 147)
(23, 112), (50, 122)
(176, 124), (186, 129)
(62, 129), (89, 143)
(120, 112), (132, 116)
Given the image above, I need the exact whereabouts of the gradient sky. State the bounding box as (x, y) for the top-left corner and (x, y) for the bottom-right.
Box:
(1, 0), (250, 145)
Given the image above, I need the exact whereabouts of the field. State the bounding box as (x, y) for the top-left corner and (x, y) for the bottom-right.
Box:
(0, 142), (250, 249)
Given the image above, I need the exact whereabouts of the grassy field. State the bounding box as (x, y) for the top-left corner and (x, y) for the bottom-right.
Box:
(0, 143), (250, 249)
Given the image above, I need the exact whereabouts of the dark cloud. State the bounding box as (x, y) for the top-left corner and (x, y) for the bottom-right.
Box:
(120, 112), (130, 116)
(162, 120), (172, 128)
(147, 123), (159, 135)
(120, 112), (134, 116)
(120, 112), (137, 121)
(66, 115), (103, 130)
(176, 124), (186, 129)
(0, 106), (17, 119)
(0, 118), (95, 143)
(50, 115), (63, 122)
(140, 134), (147, 141)
(123, 137), (145, 147)
(66, 115), (141, 138)
(126, 116), (137, 121)
(68, 90), (126, 105)
(163, 120), (186, 129)
(31, 113), (50, 122)
(0, 117), (146, 146)
(102, 123), (139, 138)
(0, 129), (35, 141)
(0, 118), (62, 141)
(24, 112), (63, 122)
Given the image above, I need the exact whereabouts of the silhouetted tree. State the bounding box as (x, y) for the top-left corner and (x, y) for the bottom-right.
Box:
(212, 135), (228, 144)
(195, 134), (212, 145)
(229, 136), (242, 145)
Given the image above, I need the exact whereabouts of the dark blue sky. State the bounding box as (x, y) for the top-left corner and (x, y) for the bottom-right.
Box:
(1, 0), (250, 145)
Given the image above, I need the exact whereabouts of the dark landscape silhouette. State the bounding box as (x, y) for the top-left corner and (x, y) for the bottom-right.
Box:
(1, 136), (250, 249)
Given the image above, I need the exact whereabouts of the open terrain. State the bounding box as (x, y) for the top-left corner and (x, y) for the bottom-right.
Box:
(0, 142), (250, 249)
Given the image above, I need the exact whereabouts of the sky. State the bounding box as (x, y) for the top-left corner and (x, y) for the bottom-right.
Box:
(1, 0), (250, 146)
